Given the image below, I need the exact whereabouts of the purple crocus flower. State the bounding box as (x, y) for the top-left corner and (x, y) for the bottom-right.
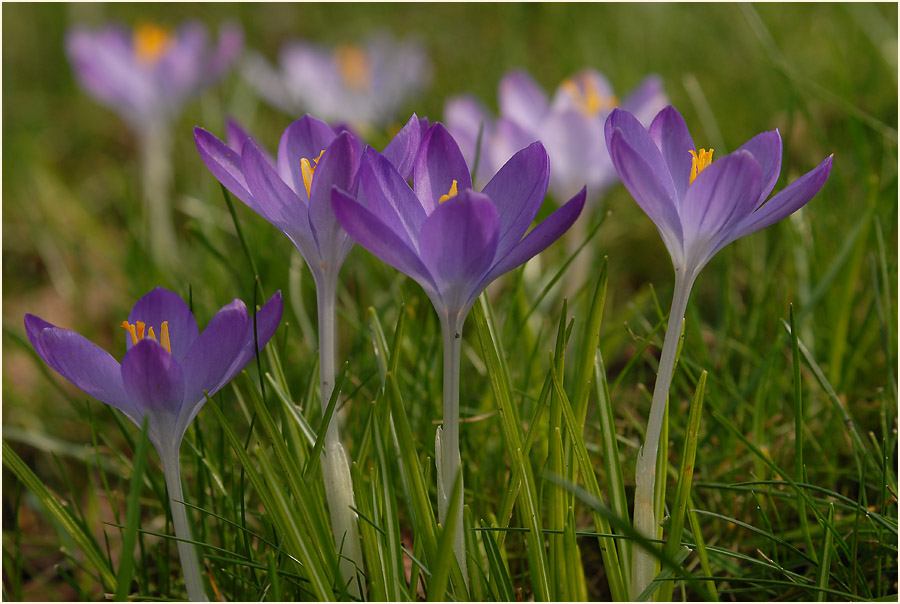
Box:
(604, 105), (832, 599)
(332, 121), (586, 577)
(242, 33), (431, 135)
(445, 68), (667, 205)
(67, 21), (243, 128)
(25, 286), (282, 601)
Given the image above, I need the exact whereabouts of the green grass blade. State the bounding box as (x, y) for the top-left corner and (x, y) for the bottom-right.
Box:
(480, 520), (515, 601)
(114, 418), (151, 601)
(790, 305), (817, 562)
(816, 503), (836, 602)
(427, 469), (463, 602)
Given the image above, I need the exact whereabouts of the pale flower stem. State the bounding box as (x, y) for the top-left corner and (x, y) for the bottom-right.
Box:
(437, 315), (468, 584)
(160, 450), (208, 602)
(631, 270), (695, 599)
(138, 123), (178, 268)
(315, 280), (364, 597)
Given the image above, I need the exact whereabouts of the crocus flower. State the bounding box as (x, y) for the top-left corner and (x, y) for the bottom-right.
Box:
(242, 34), (431, 135)
(445, 68), (667, 205)
(25, 287), (283, 601)
(605, 105), (832, 598)
(332, 121), (586, 577)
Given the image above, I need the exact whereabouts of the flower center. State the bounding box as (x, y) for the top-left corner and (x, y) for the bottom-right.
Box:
(438, 180), (458, 204)
(689, 148), (715, 184)
(122, 320), (171, 354)
(134, 23), (173, 65)
(561, 76), (617, 117)
(335, 45), (371, 91)
(300, 150), (326, 198)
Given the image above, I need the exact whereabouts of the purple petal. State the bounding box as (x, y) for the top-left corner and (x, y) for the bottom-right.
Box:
(332, 188), (438, 293)
(444, 95), (496, 182)
(478, 187), (586, 290)
(648, 106), (695, 201)
(499, 69), (549, 130)
(360, 147), (427, 248)
(725, 154), (833, 246)
(224, 117), (274, 166)
(382, 113), (426, 180)
(194, 127), (257, 208)
(218, 291), (284, 391)
(621, 75), (668, 128)
(736, 129), (783, 204)
(539, 109), (607, 202)
(308, 131), (361, 268)
(180, 299), (250, 409)
(276, 115), (337, 198)
(208, 22), (243, 80)
(24, 314), (137, 423)
(413, 123), (472, 213)
(128, 287), (199, 362)
(242, 141), (321, 266)
(481, 141), (550, 258)
(417, 190), (500, 313)
(680, 151), (762, 268)
(606, 124), (683, 257)
(121, 339), (185, 432)
(486, 118), (538, 186)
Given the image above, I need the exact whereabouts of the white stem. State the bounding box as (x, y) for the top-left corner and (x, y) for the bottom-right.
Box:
(160, 449), (208, 602)
(138, 123), (178, 268)
(315, 278), (363, 597)
(437, 314), (468, 583)
(631, 270), (695, 599)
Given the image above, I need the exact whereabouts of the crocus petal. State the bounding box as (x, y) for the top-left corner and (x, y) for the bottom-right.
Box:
(736, 129), (783, 204)
(680, 151), (762, 269)
(194, 127), (257, 208)
(180, 299), (250, 409)
(413, 123), (472, 213)
(540, 109), (607, 201)
(128, 287), (199, 362)
(276, 115), (337, 198)
(308, 131), (361, 266)
(648, 106), (695, 201)
(382, 113), (426, 181)
(121, 339), (185, 421)
(242, 141), (321, 266)
(360, 147), (428, 249)
(208, 22), (243, 80)
(332, 188), (438, 293)
(24, 314), (137, 423)
(607, 127), (683, 259)
(725, 155), (833, 246)
(444, 96), (496, 183)
(481, 141), (550, 257)
(418, 190), (500, 313)
(218, 291), (284, 392)
(499, 69), (549, 131)
(478, 187), (586, 290)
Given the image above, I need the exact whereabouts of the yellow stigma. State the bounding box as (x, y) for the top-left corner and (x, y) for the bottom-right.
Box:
(134, 23), (173, 65)
(300, 150), (326, 198)
(561, 76), (617, 117)
(689, 148), (715, 184)
(438, 180), (458, 204)
(122, 320), (171, 354)
(335, 45), (371, 91)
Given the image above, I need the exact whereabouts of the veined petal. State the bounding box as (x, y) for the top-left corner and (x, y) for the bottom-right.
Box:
(128, 287), (199, 362)
(499, 69), (549, 131)
(218, 291), (284, 392)
(736, 129), (783, 204)
(276, 115), (336, 198)
(418, 190), (500, 313)
(478, 187), (586, 291)
(680, 151), (762, 269)
(332, 188), (438, 293)
(308, 131), (361, 267)
(382, 113), (427, 180)
(194, 126), (258, 209)
(648, 106), (694, 201)
(24, 314), (137, 423)
(360, 147), (427, 249)
(481, 141), (549, 258)
(121, 339), (185, 420)
(413, 123), (472, 213)
(725, 154), (833, 246)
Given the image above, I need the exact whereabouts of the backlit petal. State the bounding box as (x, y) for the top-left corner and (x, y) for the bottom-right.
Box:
(648, 106), (694, 201)
(276, 115), (336, 198)
(413, 123), (472, 213)
(499, 69), (549, 131)
(128, 287), (199, 362)
(360, 147), (427, 249)
(121, 339), (185, 421)
(736, 129), (783, 205)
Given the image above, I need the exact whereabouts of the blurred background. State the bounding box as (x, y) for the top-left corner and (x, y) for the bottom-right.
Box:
(3, 3), (897, 600)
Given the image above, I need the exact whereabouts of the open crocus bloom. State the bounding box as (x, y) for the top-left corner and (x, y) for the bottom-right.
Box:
(445, 68), (667, 204)
(605, 105), (834, 279)
(242, 34), (431, 134)
(24, 287), (282, 458)
(66, 21), (242, 128)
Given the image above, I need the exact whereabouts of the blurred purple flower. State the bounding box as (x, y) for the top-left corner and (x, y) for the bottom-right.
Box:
(243, 34), (431, 134)
(605, 105), (834, 277)
(25, 287), (282, 457)
(445, 68), (667, 205)
(66, 21), (242, 128)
